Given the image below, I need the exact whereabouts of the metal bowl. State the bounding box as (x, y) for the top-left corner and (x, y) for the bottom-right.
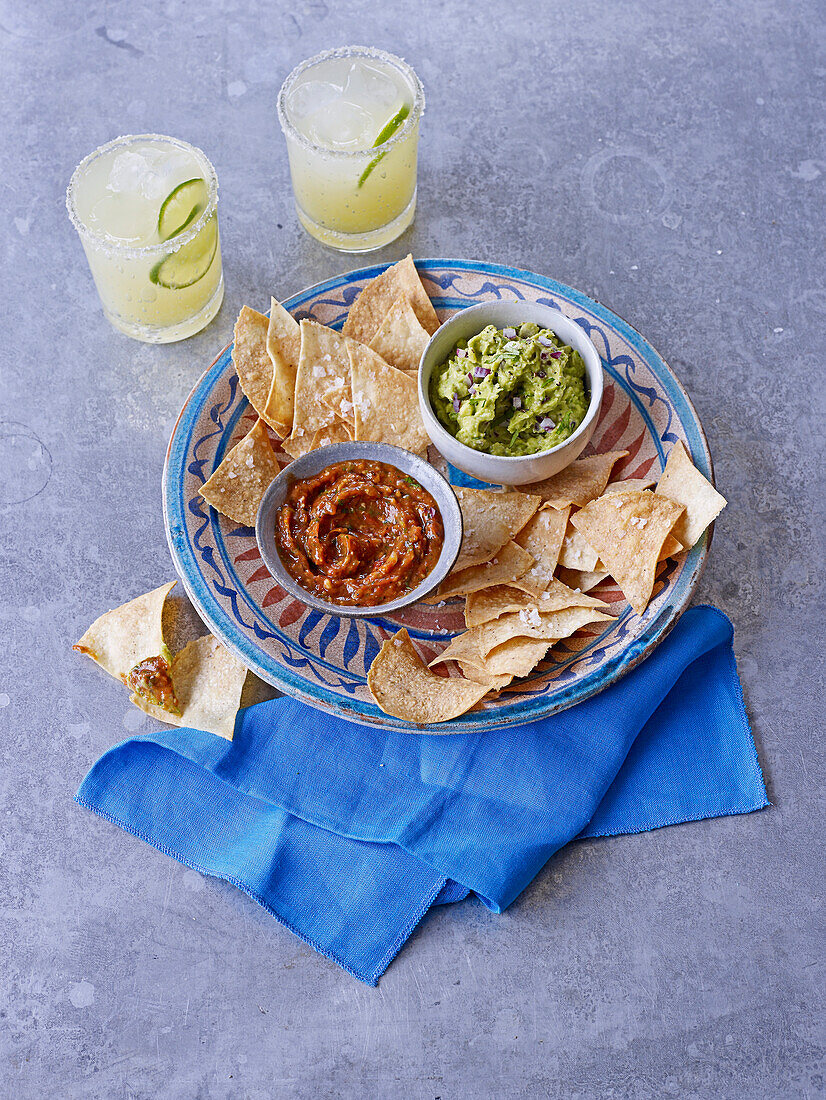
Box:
(255, 441), (463, 619)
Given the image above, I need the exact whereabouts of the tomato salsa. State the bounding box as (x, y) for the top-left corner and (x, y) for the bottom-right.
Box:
(275, 460), (444, 606)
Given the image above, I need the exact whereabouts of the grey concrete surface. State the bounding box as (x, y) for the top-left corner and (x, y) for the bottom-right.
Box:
(2, 0), (824, 1096)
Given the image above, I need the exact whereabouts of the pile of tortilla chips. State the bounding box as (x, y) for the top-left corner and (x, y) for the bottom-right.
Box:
(201, 254), (438, 526)
(73, 582), (252, 739)
(370, 441), (726, 724)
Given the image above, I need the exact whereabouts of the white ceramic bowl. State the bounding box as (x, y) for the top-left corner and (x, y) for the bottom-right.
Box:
(418, 301), (604, 485)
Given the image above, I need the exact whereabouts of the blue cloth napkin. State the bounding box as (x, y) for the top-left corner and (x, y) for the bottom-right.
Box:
(76, 606), (768, 985)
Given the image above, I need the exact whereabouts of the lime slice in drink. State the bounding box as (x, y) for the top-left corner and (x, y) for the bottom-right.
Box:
(157, 177), (208, 241)
(150, 213), (218, 289)
(358, 103), (411, 188)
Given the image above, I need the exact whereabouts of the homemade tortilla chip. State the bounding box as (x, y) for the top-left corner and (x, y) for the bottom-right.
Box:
(283, 321), (352, 458)
(200, 419), (281, 527)
(367, 294), (431, 373)
(349, 341), (430, 457)
(262, 298), (301, 437)
(343, 254), (440, 345)
(464, 579), (612, 628)
(656, 440), (727, 548)
(233, 307), (279, 430)
(514, 503), (569, 580)
(130, 634), (249, 740)
(426, 540), (534, 601)
(482, 637), (554, 680)
(570, 489), (685, 614)
(453, 488), (541, 573)
(368, 629), (490, 724)
(605, 478), (656, 494)
(310, 420), (352, 449)
(474, 606), (614, 658)
(557, 519), (601, 571)
(527, 451), (628, 508)
(556, 567), (610, 592)
(457, 660), (513, 690)
(73, 582), (176, 683)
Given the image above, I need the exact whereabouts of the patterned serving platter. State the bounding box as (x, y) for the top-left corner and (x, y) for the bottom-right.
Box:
(163, 260), (712, 732)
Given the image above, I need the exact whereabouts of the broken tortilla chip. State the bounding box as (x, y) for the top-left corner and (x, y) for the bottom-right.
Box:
(262, 298), (301, 437)
(200, 419), (281, 527)
(232, 307), (279, 430)
(349, 340), (430, 457)
(130, 634), (249, 741)
(570, 489), (685, 615)
(464, 579), (612, 628)
(368, 629), (490, 724)
(426, 540), (535, 601)
(283, 321), (352, 458)
(343, 254), (440, 345)
(655, 440), (727, 548)
(453, 487), (541, 573)
(527, 451), (628, 508)
(367, 294), (431, 373)
(73, 582), (176, 684)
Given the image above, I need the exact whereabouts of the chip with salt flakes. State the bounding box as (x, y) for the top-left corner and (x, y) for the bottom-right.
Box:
(310, 420), (353, 449)
(453, 487), (541, 573)
(481, 637), (555, 680)
(343, 254), (440, 345)
(464, 578), (613, 628)
(655, 440), (727, 548)
(232, 307), (279, 431)
(527, 451), (628, 508)
(262, 298), (301, 437)
(557, 519), (601, 571)
(474, 606), (614, 659)
(556, 566), (610, 593)
(348, 340), (430, 457)
(514, 503), (569, 582)
(282, 320), (352, 458)
(425, 540), (535, 602)
(457, 659), (514, 691)
(200, 418), (281, 527)
(604, 477), (656, 494)
(367, 293), (431, 373)
(130, 633), (249, 741)
(368, 629), (490, 724)
(570, 489), (685, 614)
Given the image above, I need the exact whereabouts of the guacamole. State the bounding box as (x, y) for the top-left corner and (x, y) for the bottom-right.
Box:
(429, 322), (590, 456)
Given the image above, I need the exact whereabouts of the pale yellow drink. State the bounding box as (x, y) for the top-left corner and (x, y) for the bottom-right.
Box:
(278, 47), (424, 251)
(67, 134), (223, 343)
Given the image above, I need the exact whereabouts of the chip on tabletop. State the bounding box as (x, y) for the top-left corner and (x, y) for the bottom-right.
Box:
(514, 503), (570, 581)
(342, 254), (440, 345)
(570, 489), (685, 615)
(655, 440), (727, 548)
(130, 634), (249, 741)
(200, 418), (282, 527)
(464, 579), (613, 628)
(426, 540), (535, 602)
(367, 629), (490, 724)
(473, 605), (615, 659)
(233, 307), (280, 431)
(282, 321), (353, 458)
(262, 298), (301, 438)
(73, 581), (176, 685)
(527, 451), (628, 509)
(348, 340), (430, 457)
(367, 293), (431, 373)
(453, 487), (541, 573)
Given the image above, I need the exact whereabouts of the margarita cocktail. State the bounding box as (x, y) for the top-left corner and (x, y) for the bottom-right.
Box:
(67, 134), (223, 343)
(277, 47), (424, 251)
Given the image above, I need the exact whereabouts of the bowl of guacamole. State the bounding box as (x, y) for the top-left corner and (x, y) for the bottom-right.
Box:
(419, 302), (603, 486)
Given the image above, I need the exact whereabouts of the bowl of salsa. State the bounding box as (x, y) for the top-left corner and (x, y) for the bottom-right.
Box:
(418, 301), (604, 486)
(256, 442), (462, 617)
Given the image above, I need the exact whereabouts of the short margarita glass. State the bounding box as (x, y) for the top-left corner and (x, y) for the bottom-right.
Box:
(66, 134), (223, 343)
(277, 46), (425, 252)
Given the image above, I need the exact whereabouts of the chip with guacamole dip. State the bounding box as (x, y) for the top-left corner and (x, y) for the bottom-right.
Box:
(429, 322), (590, 456)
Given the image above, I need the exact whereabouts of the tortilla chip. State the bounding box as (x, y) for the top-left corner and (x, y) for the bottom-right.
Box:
(656, 440), (727, 548)
(556, 567), (610, 593)
(130, 634), (249, 741)
(368, 629), (489, 724)
(200, 419), (281, 527)
(310, 420), (352, 449)
(527, 451), (628, 508)
(454, 487), (541, 573)
(481, 637), (554, 679)
(475, 606), (614, 658)
(426, 540), (535, 601)
(282, 321), (352, 458)
(367, 294), (431, 373)
(73, 581), (176, 683)
(457, 660), (513, 690)
(605, 478), (656, 494)
(514, 503), (569, 582)
(465, 578), (613, 628)
(570, 489), (685, 614)
(343, 254), (440, 345)
(428, 629), (485, 667)
(349, 341), (429, 457)
(233, 307), (278, 429)
(262, 298), (301, 437)
(557, 519), (601, 571)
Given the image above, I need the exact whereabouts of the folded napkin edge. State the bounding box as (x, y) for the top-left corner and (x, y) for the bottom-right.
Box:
(74, 793), (447, 986)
